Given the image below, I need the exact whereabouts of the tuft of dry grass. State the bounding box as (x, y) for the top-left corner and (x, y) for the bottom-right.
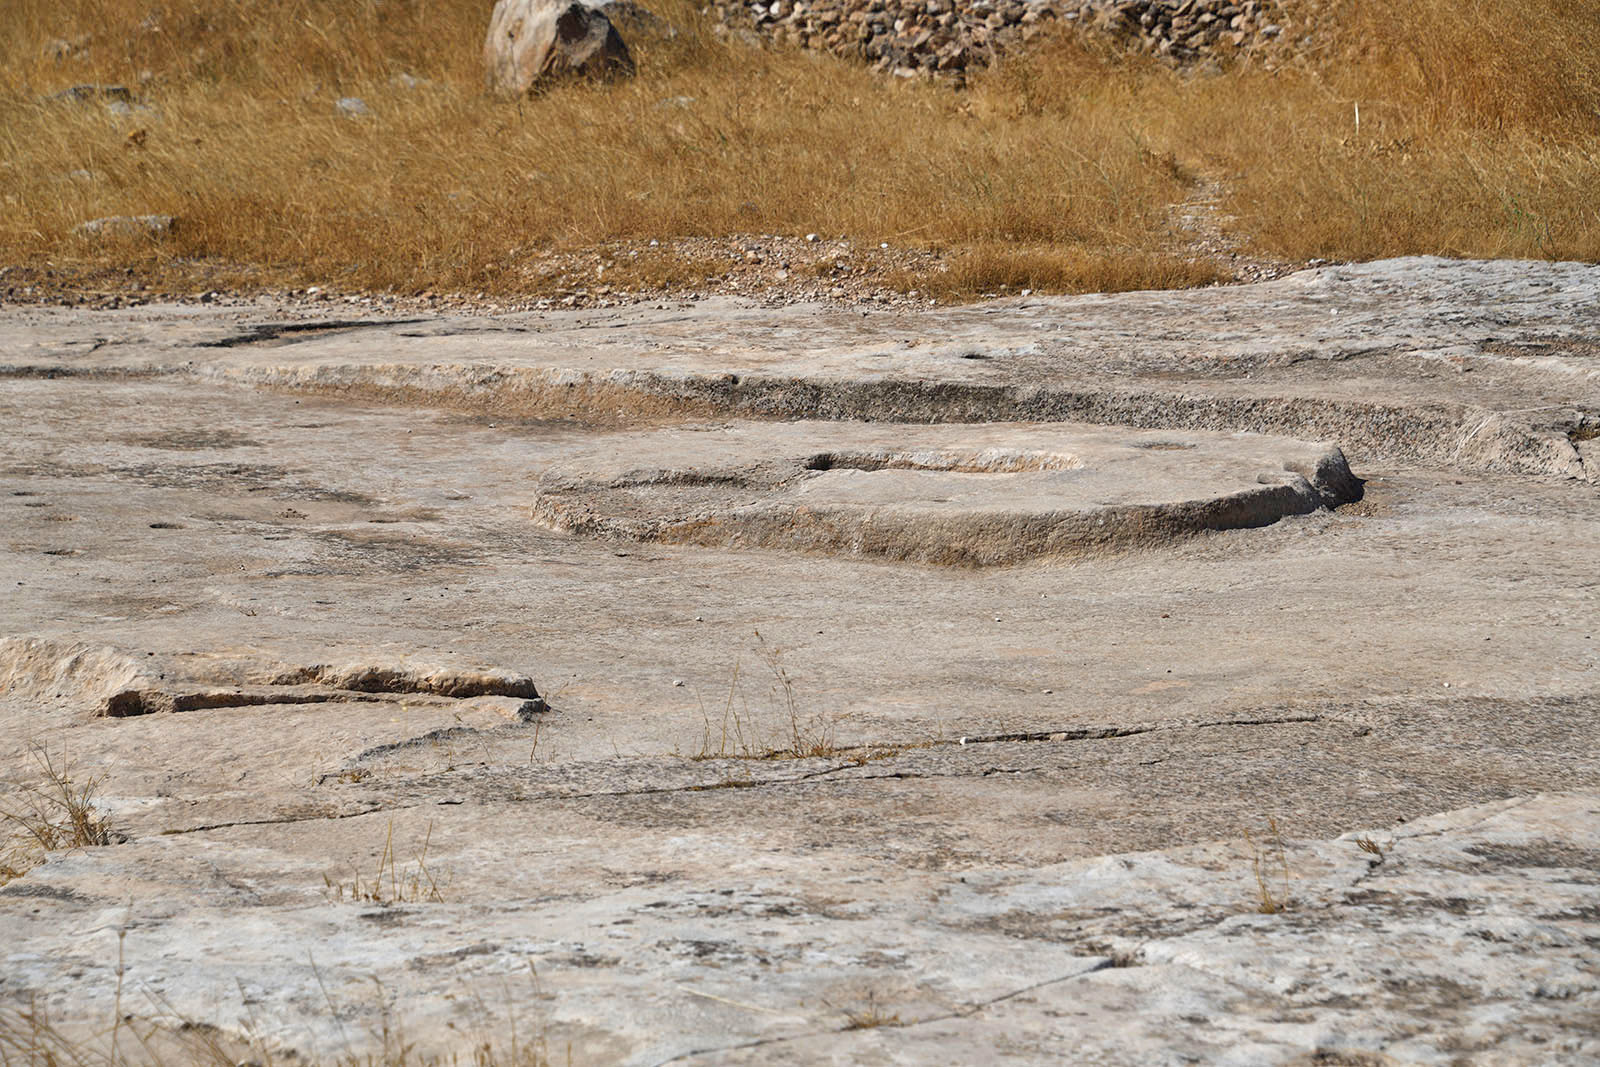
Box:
(0, 0), (1595, 302)
(0, 746), (115, 886)
(323, 820), (447, 905)
(691, 631), (840, 760)
(837, 992), (902, 1030)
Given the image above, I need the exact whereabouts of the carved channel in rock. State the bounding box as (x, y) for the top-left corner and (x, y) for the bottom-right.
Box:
(800, 447), (1082, 474)
(192, 362), (1587, 481)
(0, 637), (549, 720)
(198, 320), (427, 349)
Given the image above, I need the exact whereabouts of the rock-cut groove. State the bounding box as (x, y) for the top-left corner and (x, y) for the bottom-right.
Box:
(203, 364), (1588, 481)
(197, 319), (428, 349)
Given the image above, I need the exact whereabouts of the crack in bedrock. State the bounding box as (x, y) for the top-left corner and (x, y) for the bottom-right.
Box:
(649, 960), (1113, 1066)
(935, 712), (1324, 747)
(155, 713), (1329, 836)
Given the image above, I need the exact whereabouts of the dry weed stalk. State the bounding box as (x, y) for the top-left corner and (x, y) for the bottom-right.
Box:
(323, 820), (446, 905)
(695, 657), (750, 760)
(1243, 816), (1292, 915)
(691, 631), (838, 760)
(755, 629), (836, 760)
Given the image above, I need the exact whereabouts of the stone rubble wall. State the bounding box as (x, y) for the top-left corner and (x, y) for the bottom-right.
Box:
(708, 0), (1297, 81)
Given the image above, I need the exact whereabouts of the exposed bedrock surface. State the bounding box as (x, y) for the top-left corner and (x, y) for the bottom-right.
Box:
(4, 258), (1596, 480)
(1, 257), (1597, 1063)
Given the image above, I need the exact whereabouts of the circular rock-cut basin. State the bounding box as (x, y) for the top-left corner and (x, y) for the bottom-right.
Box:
(530, 421), (1362, 565)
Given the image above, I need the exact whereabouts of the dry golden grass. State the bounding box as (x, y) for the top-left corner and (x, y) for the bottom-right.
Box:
(897, 245), (1229, 299)
(998, 0), (1600, 264)
(0, 0), (1595, 301)
(1157, 0), (1600, 262)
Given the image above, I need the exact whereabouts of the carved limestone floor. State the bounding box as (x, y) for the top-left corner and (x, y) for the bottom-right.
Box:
(1, 258), (1597, 1064)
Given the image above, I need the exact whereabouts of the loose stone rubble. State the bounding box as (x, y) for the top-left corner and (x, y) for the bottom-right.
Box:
(711, 0), (1301, 80)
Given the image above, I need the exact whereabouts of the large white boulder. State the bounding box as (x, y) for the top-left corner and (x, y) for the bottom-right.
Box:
(483, 0), (635, 93)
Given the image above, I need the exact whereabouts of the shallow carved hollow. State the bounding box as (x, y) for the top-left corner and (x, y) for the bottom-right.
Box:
(528, 423), (1363, 566)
